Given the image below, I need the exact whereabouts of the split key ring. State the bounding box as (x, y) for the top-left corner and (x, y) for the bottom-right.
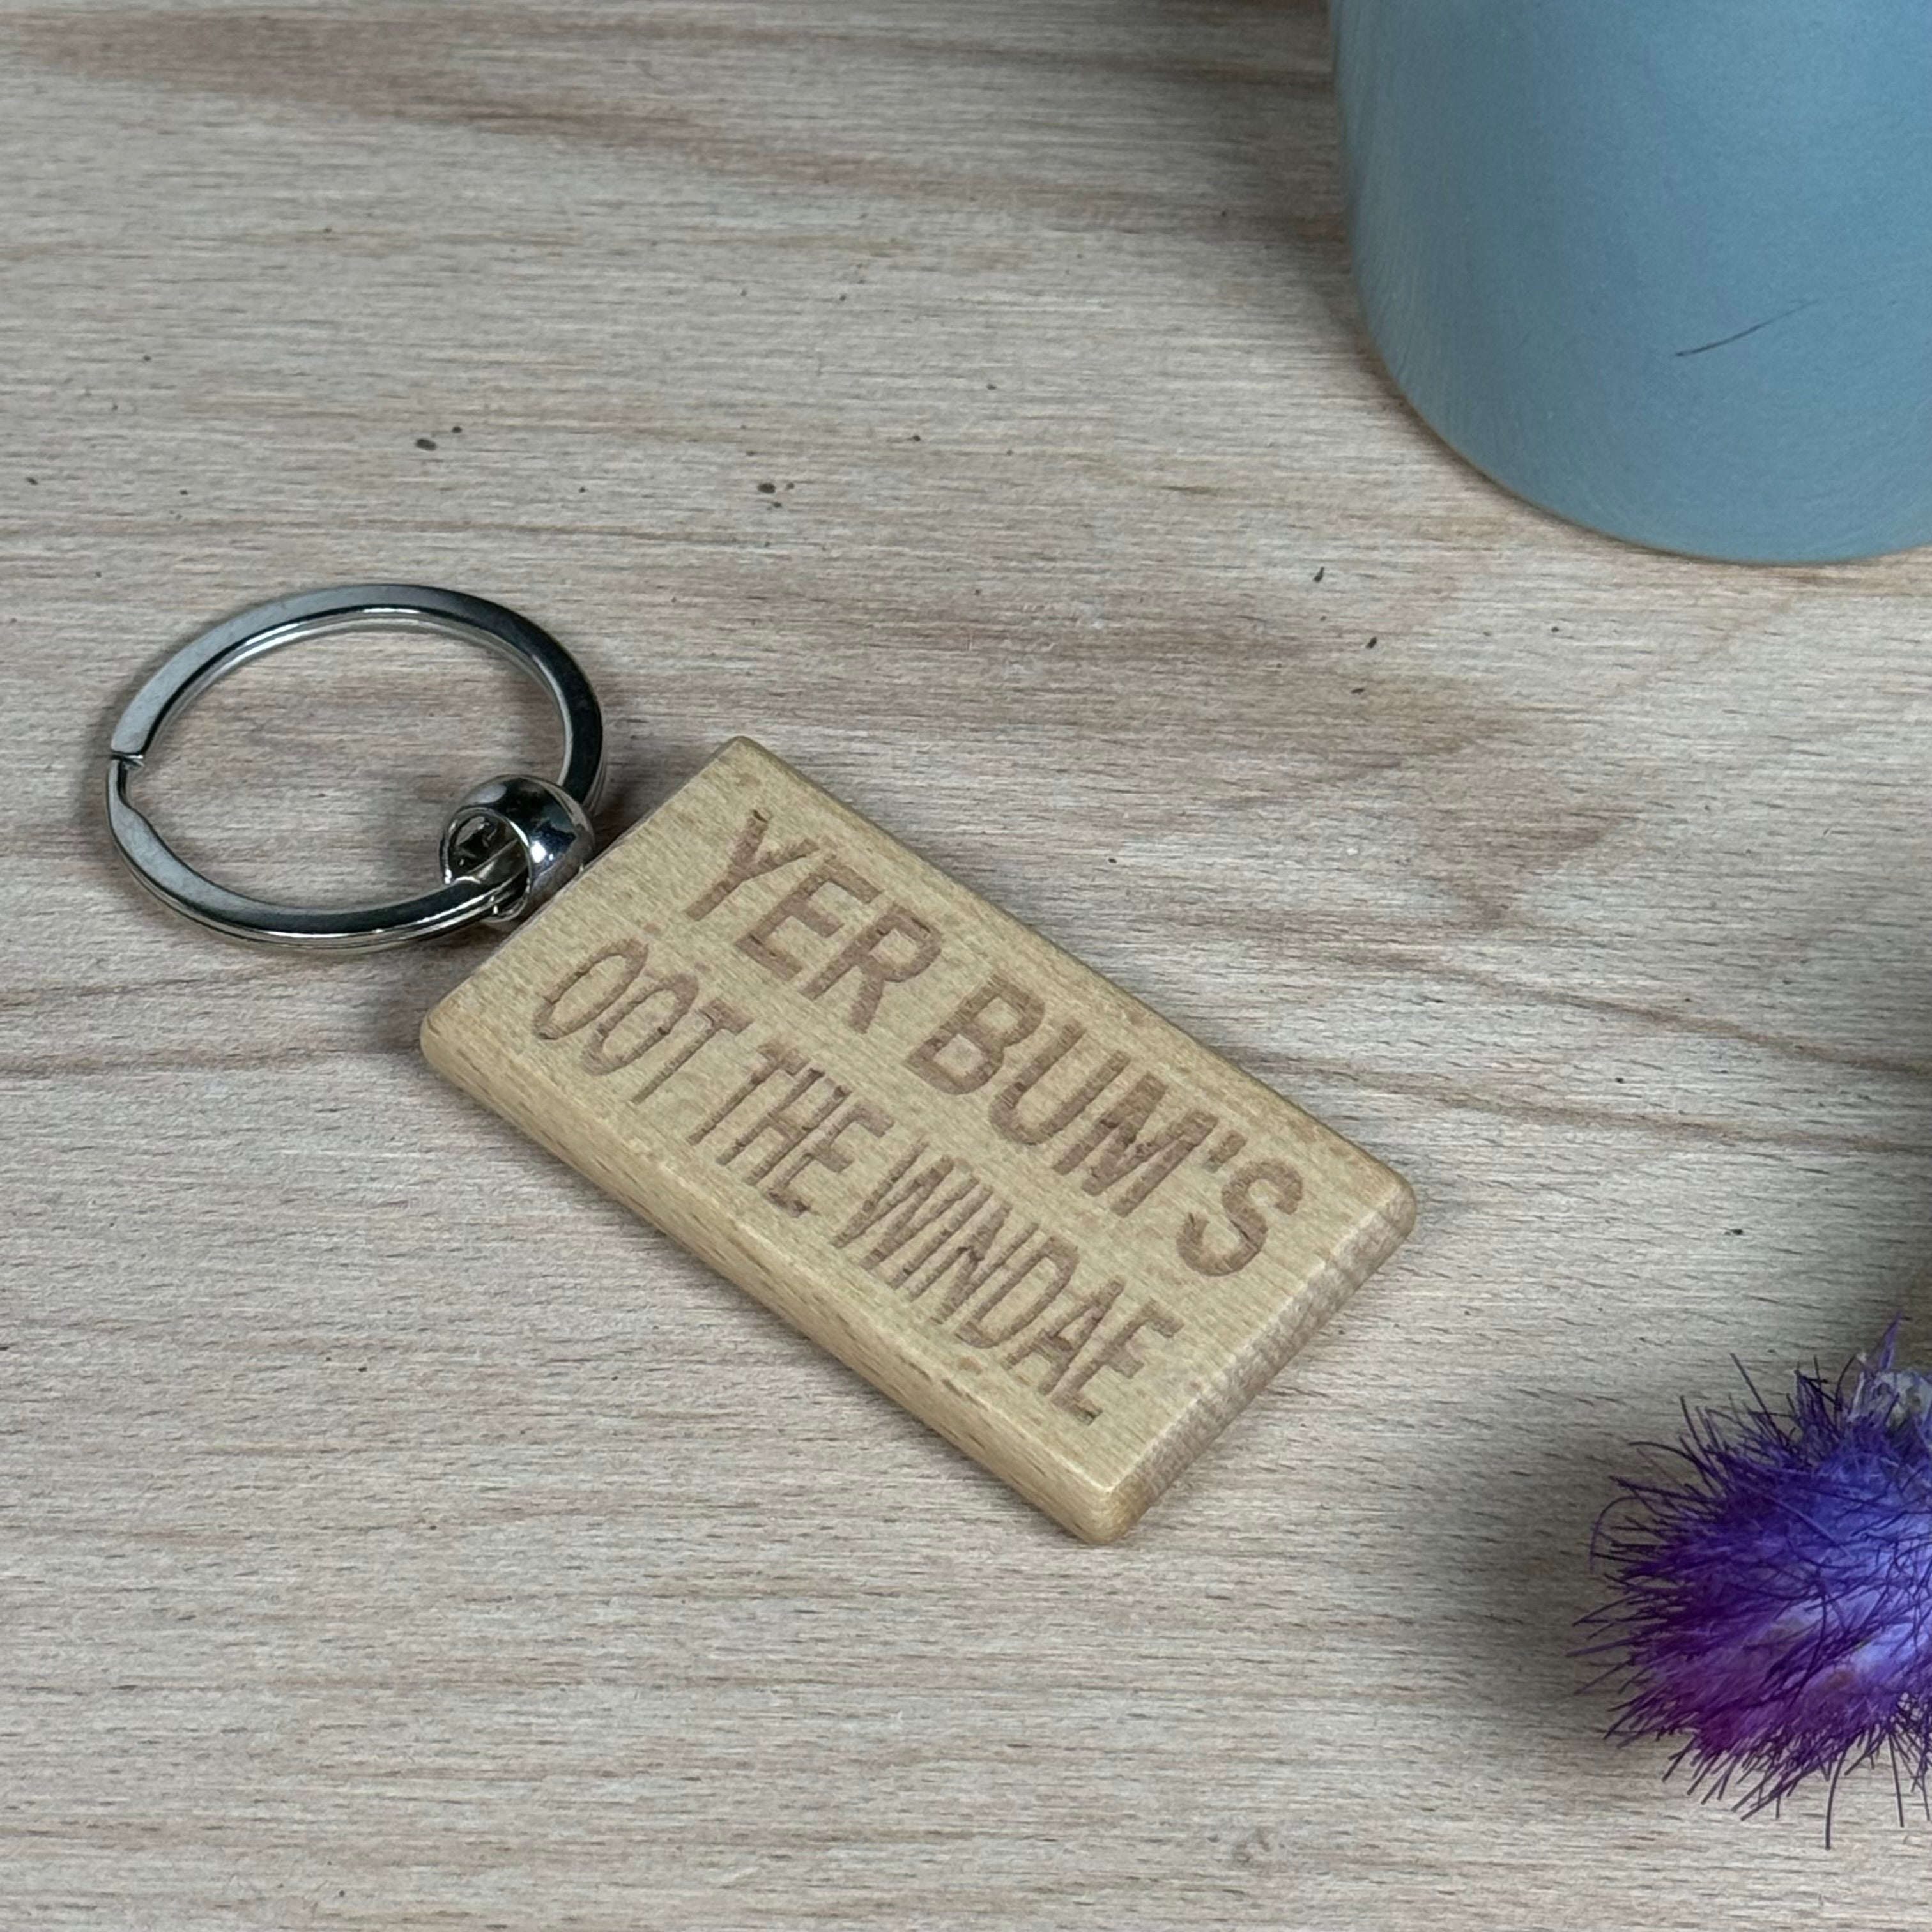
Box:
(105, 583), (607, 951)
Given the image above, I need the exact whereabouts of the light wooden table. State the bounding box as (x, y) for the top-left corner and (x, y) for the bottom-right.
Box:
(8, 4), (1932, 1925)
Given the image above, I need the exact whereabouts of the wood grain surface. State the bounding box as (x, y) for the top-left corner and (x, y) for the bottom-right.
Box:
(7, 3), (1932, 1925)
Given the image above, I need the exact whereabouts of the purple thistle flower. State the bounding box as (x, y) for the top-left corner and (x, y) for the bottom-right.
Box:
(1584, 1326), (1932, 1828)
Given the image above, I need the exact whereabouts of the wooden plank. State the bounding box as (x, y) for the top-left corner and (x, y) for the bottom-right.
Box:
(14, 1), (1932, 1920)
(424, 739), (1413, 1538)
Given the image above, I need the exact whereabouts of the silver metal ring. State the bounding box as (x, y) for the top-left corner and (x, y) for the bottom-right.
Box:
(106, 584), (606, 951)
(440, 773), (597, 928)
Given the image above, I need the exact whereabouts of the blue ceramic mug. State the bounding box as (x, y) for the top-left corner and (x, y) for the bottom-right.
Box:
(1330, 1), (1932, 564)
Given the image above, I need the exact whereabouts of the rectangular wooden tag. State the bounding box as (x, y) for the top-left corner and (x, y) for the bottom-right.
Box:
(422, 739), (1413, 1540)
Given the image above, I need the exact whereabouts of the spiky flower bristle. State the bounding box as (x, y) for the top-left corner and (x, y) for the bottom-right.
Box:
(1584, 1326), (1932, 1825)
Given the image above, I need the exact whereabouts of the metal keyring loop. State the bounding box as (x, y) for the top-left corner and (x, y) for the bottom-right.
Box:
(105, 584), (606, 952)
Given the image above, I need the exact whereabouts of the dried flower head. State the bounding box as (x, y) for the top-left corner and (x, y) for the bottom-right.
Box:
(1584, 1326), (1932, 1827)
